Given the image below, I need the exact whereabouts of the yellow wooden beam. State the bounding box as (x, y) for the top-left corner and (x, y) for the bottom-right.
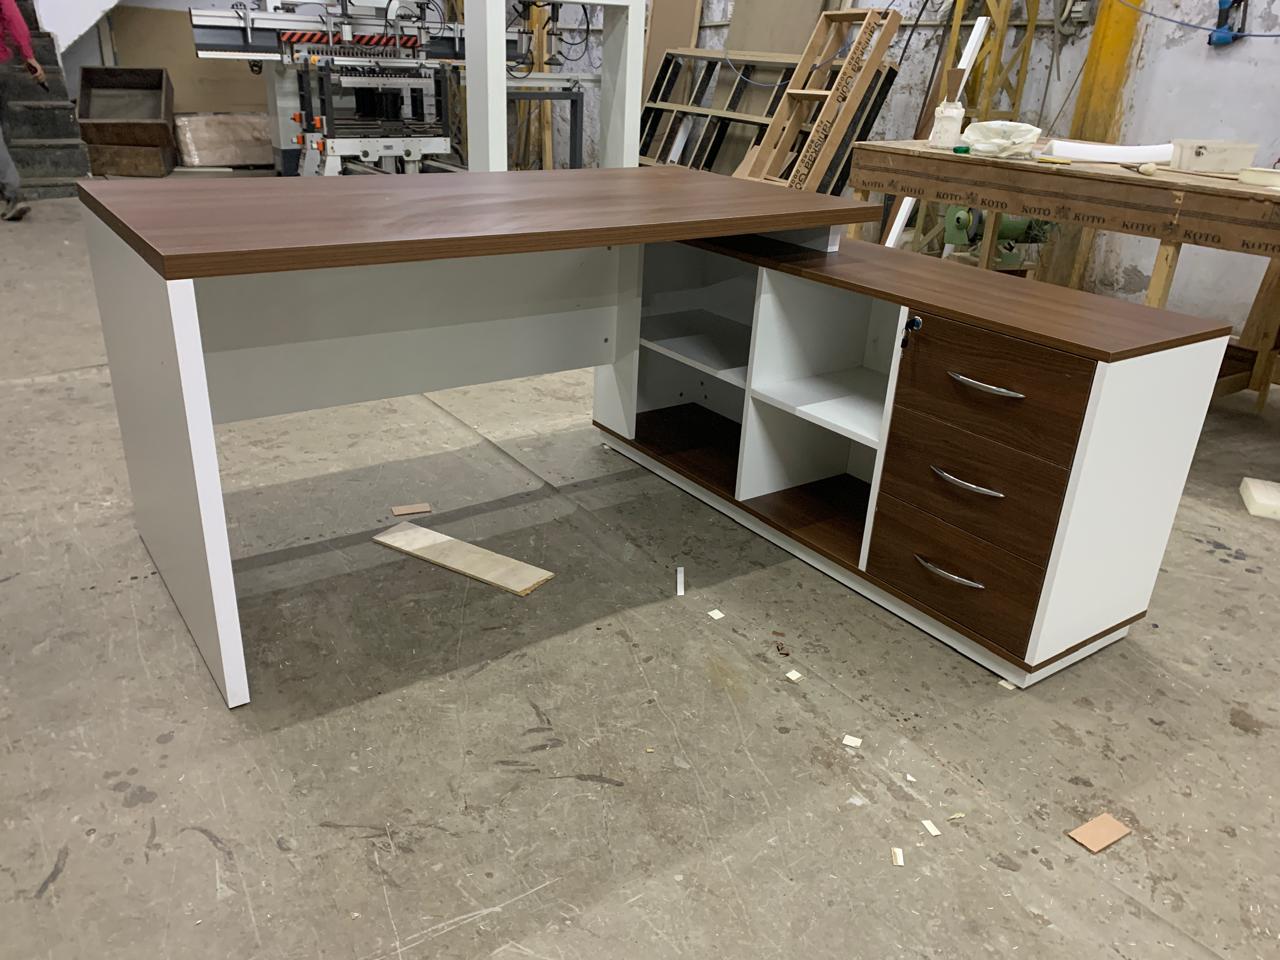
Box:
(1041, 0), (1145, 287)
(1070, 0), (1144, 142)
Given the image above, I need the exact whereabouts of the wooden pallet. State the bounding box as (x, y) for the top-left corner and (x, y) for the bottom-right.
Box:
(639, 48), (799, 175)
(737, 8), (901, 191)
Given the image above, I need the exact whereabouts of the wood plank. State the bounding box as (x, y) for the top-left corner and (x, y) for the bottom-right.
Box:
(78, 167), (878, 280)
(373, 521), (554, 596)
(644, 0), (702, 95)
(391, 503), (433, 517)
(688, 234), (1230, 363)
(1145, 240), (1181, 308)
(726, 0), (830, 53)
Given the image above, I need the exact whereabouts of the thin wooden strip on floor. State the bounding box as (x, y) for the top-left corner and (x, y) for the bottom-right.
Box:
(391, 502), (433, 517)
(373, 522), (554, 597)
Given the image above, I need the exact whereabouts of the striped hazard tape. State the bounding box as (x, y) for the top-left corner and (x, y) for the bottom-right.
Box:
(280, 31), (420, 47)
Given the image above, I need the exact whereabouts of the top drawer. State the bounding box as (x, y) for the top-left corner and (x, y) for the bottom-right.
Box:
(895, 313), (1096, 466)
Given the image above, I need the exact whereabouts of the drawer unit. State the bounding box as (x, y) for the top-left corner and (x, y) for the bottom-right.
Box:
(865, 494), (1045, 658)
(895, 313), (1095, 466)
(878, 408), (1070, 566)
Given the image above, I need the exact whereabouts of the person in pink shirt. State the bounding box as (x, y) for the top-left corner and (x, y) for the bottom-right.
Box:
(1, 0), (46, 221)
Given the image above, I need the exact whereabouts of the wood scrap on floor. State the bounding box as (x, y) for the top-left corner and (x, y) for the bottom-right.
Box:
(785, 668), (804, 683)
(1240, 478), (1280, 520)
(1067, 813), (1132, 853)
(391, 502), (433, 517)
(373, 522), (553, 596)
(891, 847), (905, 866)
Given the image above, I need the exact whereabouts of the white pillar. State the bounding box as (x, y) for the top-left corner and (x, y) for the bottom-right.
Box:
(464, 0), (507, 171)
(598, 0), (644, 168)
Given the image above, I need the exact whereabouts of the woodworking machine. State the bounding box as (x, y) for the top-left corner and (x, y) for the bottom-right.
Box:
(190, 1), (596, 175)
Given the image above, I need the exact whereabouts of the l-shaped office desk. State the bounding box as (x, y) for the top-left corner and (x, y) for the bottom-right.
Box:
(80, 167), (1229, 708)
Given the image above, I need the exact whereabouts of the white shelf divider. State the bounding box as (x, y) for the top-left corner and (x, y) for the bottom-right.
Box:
(640, 309), (751, 388)
(751, 367), (889, 448)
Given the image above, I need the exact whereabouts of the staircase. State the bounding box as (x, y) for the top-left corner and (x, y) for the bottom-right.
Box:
(1, 0), (90, 198)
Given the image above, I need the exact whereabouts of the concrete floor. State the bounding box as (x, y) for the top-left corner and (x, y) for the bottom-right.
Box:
(2, 199), (1279, 960)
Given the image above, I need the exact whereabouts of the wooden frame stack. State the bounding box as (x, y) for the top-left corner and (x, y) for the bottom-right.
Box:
(639, 48), (799, 174)
(738, 8), (901, 191)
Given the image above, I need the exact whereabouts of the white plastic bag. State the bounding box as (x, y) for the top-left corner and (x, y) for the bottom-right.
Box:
(961, 120), (1042, 158)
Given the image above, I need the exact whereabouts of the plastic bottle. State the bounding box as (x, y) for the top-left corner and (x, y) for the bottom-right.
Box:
(927, 100), (965, 149)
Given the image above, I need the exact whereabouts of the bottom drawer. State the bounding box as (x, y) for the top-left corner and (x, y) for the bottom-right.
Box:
(865, 495), (1045, 657)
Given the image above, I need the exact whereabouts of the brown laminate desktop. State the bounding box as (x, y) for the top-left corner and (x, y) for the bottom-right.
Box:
(78, 166), (879, 281)
(687, 234), (1231, 363)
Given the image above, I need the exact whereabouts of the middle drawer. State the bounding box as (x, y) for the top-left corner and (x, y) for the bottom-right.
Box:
(878, 407), (1070, 567)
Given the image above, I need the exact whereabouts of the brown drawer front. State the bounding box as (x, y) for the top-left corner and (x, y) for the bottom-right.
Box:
(879, 408), (1070, 567)
(866, 495), (1044, 657)
(896, 313), (1095, 466)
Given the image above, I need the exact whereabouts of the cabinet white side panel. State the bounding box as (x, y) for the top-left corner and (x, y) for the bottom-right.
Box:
(1026, 337), (1228, 665)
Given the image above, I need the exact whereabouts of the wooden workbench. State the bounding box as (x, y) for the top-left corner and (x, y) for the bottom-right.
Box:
(848, 140), (1280, 406)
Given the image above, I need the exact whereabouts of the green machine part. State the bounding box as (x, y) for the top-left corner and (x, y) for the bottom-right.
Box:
(943, 206), (1050, 268)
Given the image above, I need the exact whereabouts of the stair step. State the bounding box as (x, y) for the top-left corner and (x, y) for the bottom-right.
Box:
(16, 0), (39, 29)
(21, 177), (82, 200)
(11, 137), (86, 147)
(8, 138), (90, 180)
(1, 64), (69, 101)
(29, 33), (59, 63)
(1, 101), (80, 139)
(787, 89), (831, 100)
(824, 10), (870, 21)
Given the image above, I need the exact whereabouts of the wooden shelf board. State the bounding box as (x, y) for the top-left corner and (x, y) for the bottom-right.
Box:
(640, 309), (751, 387)
(631, 404), (740, 500)
(741, 474), (870, 571)
(752, 367), (888, 448)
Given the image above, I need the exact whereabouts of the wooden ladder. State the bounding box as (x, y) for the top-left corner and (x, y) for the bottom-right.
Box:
(738, 8), (901, 191)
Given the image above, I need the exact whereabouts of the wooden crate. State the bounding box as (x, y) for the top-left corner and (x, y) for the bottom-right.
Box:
(78, 67), (175, 149)
(88, 143), (176, 178)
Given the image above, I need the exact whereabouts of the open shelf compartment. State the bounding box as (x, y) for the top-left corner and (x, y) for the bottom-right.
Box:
(639, 242), (758, 388)
(640, 309), (751, 387)
(748, 268), (901, 449)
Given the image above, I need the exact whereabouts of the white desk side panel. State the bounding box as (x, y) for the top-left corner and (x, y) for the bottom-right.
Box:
(1025, 336), (1228, 665)
(196, 248), (622, 424)
(84, 216), (249, 708)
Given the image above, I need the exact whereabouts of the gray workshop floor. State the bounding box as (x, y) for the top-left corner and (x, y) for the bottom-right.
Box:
(2, 199), (1278, 960)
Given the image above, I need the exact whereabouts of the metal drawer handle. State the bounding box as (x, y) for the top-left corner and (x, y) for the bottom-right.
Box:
(931, 465), (1005, 499)
(947, 371), (1026, 399)
(915, 555), (986, 590)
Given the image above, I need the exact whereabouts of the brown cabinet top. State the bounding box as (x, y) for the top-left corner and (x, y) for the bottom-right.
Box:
(78, 166), (878, 280)
(689, 234), (1231, 363)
